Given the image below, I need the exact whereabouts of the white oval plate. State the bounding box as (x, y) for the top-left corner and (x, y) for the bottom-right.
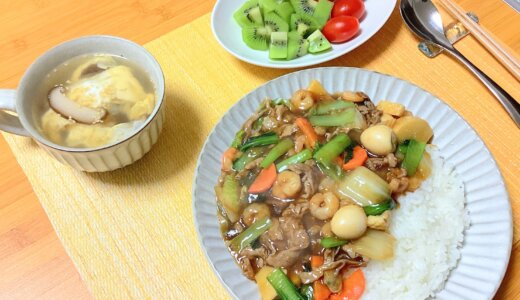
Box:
(192, 67), (512, 300)
(211, 0), (396, 69)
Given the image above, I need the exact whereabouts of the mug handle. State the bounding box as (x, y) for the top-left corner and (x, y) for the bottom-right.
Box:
(0, 89), (30, 136)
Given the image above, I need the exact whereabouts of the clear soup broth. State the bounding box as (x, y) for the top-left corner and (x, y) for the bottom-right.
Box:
(35, 54), (156, 148)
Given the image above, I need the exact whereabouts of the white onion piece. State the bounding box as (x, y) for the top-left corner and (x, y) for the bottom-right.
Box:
(48, 87), (106, 124)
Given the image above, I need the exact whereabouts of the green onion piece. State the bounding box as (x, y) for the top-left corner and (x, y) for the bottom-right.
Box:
(233, 147), (264, 171)
(276, 149), (312, 172)
(230, 218), (272, 252)
(314, 100), (355, 115)
(402, 139), (426, 176)
(316, 161), (343, 181)
(320, 236), (348, 248)
(231, 130), (245, 148)
(309, 109), (356, 127)
(267, 268), (305, 300)
(240, 132), (279, 152)
(363, 199), (395, 216)
(260, 139), (294, 168)
(313, 133), (351, 165)
(300, 284), (314, 300)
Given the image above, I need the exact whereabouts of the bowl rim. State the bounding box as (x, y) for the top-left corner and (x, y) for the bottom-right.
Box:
(210, 0), (397, 69)
(17, 35), (166, 153)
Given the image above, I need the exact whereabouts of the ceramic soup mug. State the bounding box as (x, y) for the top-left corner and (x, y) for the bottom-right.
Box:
(0, 36), (165, 172)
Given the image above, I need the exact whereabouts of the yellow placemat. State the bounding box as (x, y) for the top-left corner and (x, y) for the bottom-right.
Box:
(3, 10), (520, 299)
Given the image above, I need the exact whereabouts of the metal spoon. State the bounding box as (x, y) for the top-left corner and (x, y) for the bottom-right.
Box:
(400, 0), (520, 127)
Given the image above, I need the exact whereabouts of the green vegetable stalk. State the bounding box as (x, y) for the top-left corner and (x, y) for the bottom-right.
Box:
(233, 147), (264, 171)
(402, 139), (426, 176)
(276, 149), (312, 172)
(267, 268), (305, 300)
(260, 139), (294, 168)
(309, 109), (356, 127)
(313, 100), (355, 115)
(220, 176), (241, 222)
(320, 237), (348, 248)
(313, 133), (351, 165)
(230, 218), (272, 252)
(231, 130), (245, 148)
(363, 199), (395, 216)
(240, 132), (279, 152)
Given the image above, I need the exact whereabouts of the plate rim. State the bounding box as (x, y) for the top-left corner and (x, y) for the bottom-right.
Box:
(210, 0), (397, 69)
(192, 66), (513, 299)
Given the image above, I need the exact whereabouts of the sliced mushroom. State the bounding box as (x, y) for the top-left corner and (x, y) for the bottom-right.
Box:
(48, 87), (106, 124)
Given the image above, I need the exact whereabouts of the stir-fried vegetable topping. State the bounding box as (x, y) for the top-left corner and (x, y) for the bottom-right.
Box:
(313, 133), (351, 165)
(231, 130), (245, 148)
(313, 100), (355, 115)
(329, 269), (365, 300)
(215, 80), (435, 299)
(402, 139), (426, 176)
(248, 163), (277, 194)
(296, 117), (319, 148)
(337, 167), (390, 206)
(277, 149), (313, 172)
(233, 147), (264, 171)
(240, 132), (279, 152)
(219, 175), (241, 223)
(342, 145), (367, 171)
(267, 268), (305, 300)
(363, 199), (395, 216)
(230, 218), (272, 252)
(260, 139), (294, 168)
(320, 237), (348, 248)
(309, 109), (356, 127)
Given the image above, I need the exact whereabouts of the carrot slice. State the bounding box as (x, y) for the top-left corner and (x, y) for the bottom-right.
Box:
(311, 255), (324, 269)
(330, 269), (366, 300)
(295, 117), (319, 148)
(314, 279), (332, 300)
(342, 146), (368, 171)
(248, 163), (277, 194)
(221, 147), (237, 172)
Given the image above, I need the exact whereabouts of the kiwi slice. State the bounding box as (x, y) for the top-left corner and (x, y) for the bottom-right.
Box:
(290, 13), (319, 37)
(287, 31), (309, 60)
(307, 29), (331, 53)
(269, 2), (295, 24)
(312, 0), (334, 27)
(264, 12), (290, 35)
(234, 0), (264, 28)
(242, 27), (270, 50)
(290, 0), (319, 16)
(259, 0), (278, 11)
(269, 32), (288, 59)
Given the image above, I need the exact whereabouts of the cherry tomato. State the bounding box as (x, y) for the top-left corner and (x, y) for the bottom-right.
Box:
(332, 0), (365, 19)
(322, 16), (359, 43)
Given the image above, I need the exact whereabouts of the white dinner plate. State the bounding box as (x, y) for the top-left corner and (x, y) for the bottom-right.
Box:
(192, 67), (512, 300)
(211, 0), (397, 69)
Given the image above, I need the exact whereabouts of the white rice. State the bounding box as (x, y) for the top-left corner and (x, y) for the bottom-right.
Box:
(363, 147), (469, 300)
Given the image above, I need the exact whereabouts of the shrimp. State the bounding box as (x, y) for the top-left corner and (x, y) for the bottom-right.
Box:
(272, 171), (302, 199)
(291, 90), (315, 112)
(242, 203), (271, 226)
(309, 192), (339, 220)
